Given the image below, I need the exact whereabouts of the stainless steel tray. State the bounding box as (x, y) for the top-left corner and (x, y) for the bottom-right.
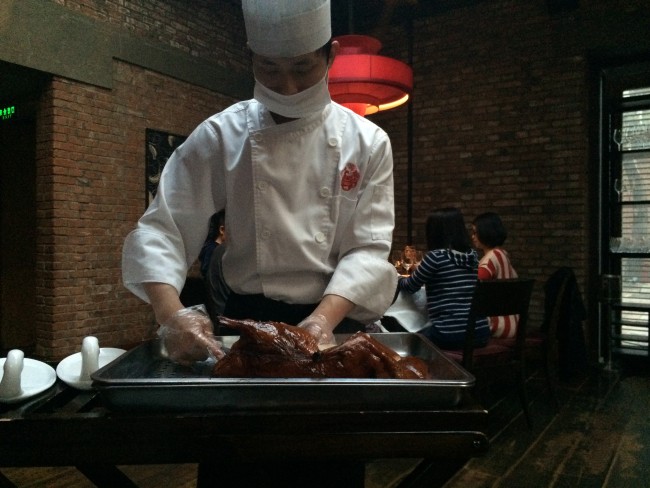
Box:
(91, 333), (474, 412)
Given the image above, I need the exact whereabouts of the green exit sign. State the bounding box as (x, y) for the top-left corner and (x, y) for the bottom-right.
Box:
(2, 106), (16, 121)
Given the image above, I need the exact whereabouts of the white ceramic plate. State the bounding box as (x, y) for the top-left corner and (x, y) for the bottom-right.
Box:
(56, 348), (126, 390)
(0, 357), (57, 404)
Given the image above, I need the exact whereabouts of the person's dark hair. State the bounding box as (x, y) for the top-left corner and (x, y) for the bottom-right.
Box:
(426, 207), (472, 252)
(472, 212), (507, 248)
(206, 209), (226, 241)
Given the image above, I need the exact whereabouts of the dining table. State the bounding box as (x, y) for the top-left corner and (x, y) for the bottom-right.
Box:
(0, 342), (489, 488)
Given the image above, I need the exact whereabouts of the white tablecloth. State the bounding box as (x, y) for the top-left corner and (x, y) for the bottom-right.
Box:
(384, 287), (430, 333)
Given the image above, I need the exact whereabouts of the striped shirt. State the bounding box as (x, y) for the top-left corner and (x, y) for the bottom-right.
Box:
(478, 248), (519, 338)
(399, 249), (489, 349)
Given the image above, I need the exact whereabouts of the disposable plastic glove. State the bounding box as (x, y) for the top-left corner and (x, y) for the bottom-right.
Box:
(157, 306), (225, 366)
(297, 313), (337, 350)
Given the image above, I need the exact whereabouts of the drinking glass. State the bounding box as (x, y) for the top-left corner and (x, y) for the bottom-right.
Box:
(402, 246), (417, 274)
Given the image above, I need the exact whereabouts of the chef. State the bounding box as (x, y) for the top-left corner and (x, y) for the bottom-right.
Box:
(122, 0), (397, 366)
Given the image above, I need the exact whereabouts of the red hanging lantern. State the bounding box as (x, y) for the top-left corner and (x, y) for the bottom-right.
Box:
(328, 35), (413, 117)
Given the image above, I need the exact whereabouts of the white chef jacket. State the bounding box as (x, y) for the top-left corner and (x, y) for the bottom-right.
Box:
(122, 100), (397, 321)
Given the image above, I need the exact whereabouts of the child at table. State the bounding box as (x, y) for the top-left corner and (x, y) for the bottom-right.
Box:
(471, 212), (519, 338)
(398, 207), (488, 350)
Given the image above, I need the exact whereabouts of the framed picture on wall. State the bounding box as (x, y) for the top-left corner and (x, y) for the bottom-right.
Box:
(145, 129), (187, 208)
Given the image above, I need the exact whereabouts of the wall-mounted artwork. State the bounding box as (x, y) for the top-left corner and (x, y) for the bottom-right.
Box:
(145, 129), (187, 207)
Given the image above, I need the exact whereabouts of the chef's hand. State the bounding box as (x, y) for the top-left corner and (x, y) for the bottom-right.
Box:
(158, 306), (226, 366)
(298, 313), (337, 350)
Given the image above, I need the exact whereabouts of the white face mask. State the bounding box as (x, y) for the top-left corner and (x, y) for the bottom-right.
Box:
(253, 73), (331, 119)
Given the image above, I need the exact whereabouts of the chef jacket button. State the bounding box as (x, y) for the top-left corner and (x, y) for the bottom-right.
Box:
(319, 187), (331, 198)
(261, 230), (271, 239)
(328, 137), (338, 147)
(257, 181), (268, 191)
(314, 232), (326, 243)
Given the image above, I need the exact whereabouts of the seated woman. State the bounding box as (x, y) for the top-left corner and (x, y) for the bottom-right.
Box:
(398, 207), (488, 350)
(471, 211), (519, 338)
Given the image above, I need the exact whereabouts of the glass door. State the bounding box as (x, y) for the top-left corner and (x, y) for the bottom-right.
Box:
(601, 66), (650, 358)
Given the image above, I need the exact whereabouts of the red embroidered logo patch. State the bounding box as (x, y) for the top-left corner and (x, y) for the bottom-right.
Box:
(340, 162), (360, 191)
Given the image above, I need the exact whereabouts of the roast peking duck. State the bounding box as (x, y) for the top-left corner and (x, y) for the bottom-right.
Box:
(213, 317), (430, 379)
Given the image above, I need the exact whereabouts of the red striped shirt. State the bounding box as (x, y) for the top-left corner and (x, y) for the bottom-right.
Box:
(478, 249), (519, 338)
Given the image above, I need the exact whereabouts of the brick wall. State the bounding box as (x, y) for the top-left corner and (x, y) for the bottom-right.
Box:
(34, 65), (236, 359)
(35, 0), (246, 359)
(51, 0), (247, 71)
(412, 0), (591, 327)
(375, 0), (650, 353)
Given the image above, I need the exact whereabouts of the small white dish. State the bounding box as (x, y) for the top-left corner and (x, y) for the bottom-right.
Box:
(0, 356), (56, 404)
(56, 348), (126, 390)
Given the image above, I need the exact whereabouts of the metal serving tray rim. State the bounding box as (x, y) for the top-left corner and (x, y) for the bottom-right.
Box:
(90, 333), (475, 411)
(92, 333), (474, 387)
(93, 376), (471, 386)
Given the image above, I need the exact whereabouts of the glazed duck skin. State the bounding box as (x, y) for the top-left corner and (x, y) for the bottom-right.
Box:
(213, 317), (430, 379)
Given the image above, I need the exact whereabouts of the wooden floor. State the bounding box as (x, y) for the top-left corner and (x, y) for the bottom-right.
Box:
(445, 356), (650, 488)
(1, 358), (648, 488)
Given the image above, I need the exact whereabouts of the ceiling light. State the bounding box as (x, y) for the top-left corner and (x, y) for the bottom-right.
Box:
(328, 34), (413, 117)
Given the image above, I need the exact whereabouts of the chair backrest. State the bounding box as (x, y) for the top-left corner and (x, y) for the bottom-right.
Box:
(538, 269), (571, 382)
(543, 268), (572, 339)
(543, 268), (573, 331)
(542, 267), (587, 380)
(463, 278), (535, 369)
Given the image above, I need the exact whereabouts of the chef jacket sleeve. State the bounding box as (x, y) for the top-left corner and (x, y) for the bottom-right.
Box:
(324, 130), (397, 322)
(122, 122), (225, 303)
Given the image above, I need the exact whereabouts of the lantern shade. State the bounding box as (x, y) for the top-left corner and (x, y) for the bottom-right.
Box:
(328, 35), (413, 116)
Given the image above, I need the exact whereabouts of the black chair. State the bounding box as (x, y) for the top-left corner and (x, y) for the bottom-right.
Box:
(525, 267), (586, 410)
(444, 278), (535, 427)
